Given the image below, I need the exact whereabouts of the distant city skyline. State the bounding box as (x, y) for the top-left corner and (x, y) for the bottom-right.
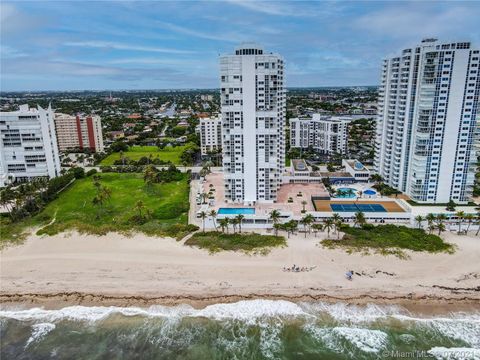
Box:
(1, 1), (479, 91)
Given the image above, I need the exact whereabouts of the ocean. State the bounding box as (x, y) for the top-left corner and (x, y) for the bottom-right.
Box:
(1, 300), (479, 359)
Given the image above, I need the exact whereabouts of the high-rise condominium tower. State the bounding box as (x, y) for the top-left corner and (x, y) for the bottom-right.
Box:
(54, 113), (104, 152)
(0, 104), (61, 187)
(220, 43), (286, 203)
(375, 39), (479, 204)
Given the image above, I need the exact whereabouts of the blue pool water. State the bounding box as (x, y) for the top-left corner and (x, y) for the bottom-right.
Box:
(218, 208), (255, 215)
(364, 189), (377, 195)
(330, 203), (386, 212)
(334, 187), (357, 198)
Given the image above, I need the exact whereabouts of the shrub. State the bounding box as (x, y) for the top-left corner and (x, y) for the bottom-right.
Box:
(128, 214), (148, 225)
(70, 167), (85, 179)
(110, 141), (129, 152)
(86, 169), (97, 177)
(185, 232), (286, 253)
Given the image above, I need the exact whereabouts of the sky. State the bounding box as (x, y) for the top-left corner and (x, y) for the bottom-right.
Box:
(1, 1), (479, 91)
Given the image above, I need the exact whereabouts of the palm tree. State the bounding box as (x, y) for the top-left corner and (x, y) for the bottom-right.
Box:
(235, 214), (245, 233)
(0, 188), (15, 220)
(370, 174), (383, 184)
(218, 218), (228, 233)
(134, 200), (145, 218)
(426, 213), (436, 228)
(199, 211), (207, 232)
(299, 217), (309, 238)
(436, 213), (447, 225)
(414, 215), (425, 229)
(323, 218), (334, 239)
(201, 192), (209, 204)
(464, 213), (474, 234)
(209, 210), (217, 231)
(335, 220), (343, 239)
(269, 209), (281, 235)
(304, 214), (315, 234)
(428, 222), (436, 235)
(231, 218), (238, 234)
(311, 223), (323, 237)
(476, 212), (480, 236)
(332, 213), (342, 233)
(456, 211), (465, 233)
(437, 222), (446, 236)
(143, 165), (157, 188)
(102, 186), (112, 204)
(273, 223), (282, 237)
(301, 200), (307, 212)
(353, 211), (366, 228)
(288, 220), (298, 237)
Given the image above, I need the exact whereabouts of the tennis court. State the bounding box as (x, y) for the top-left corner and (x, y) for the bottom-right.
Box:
(313, 199), (406, 213)
(330, 203), (386, 212)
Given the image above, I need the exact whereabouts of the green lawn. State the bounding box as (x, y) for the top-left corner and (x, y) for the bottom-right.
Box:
(100, 146), (186, 165)
(1, 173), (196, 247)
(185, 231), (286, 254)
(321, 224), (454, 258)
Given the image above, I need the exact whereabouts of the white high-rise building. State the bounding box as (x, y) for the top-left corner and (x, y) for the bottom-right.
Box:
(0, 104), (61, 187)
(199, 117), (222, 156)
(290, 114), (351, 155)
(220, 43), (286, 203)
(375, 39), (479, 204)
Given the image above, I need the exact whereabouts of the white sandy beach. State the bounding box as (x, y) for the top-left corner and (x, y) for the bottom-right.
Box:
(1, 229), (479, 307)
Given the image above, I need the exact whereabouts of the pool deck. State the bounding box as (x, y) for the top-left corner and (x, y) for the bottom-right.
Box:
(202, 172), (329, 215)
(313, 199), (406, 213)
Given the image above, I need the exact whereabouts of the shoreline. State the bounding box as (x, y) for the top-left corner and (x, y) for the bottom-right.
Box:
(2, 230), (479, 312)
(1, 291), (480, 312)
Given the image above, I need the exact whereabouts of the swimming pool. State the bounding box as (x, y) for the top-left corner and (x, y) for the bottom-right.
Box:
(334, 187), (357, 198)
(330, 203), (386, 212)
(364, 189), (377, 196)
(218, 208), (255, 215)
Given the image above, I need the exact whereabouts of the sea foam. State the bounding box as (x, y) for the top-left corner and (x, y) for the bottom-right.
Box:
(0, 300), (308, 324)
(25, 323), (55, 348)
(304, 324), (388, 354)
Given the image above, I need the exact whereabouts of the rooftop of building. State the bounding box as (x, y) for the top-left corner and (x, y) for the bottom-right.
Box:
(319, 171), (354, 178)
(291, 114), (353, 123)
(344, 159), (369, 173)
(0, 104), (51, 115)
(292, 159), (309, 172)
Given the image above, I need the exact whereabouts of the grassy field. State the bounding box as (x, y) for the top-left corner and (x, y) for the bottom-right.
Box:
(100, 146), (186, 165)
(185, 231), (287, 254)
(1, 173), (195, 247)
(321, 224), (455, 258)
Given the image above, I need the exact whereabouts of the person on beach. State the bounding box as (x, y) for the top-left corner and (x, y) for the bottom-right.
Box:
(346, 270), (353, 280)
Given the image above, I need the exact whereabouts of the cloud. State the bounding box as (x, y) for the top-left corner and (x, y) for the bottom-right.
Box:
(1, 2), (45, 37)
(1, 57), (216, 85)
(225, 0), (341, 18)
(156, 21), (245, 43)
(0, 45), (28, 59)
(355, 4), (479, 41)
(63, 41), (195, 54)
